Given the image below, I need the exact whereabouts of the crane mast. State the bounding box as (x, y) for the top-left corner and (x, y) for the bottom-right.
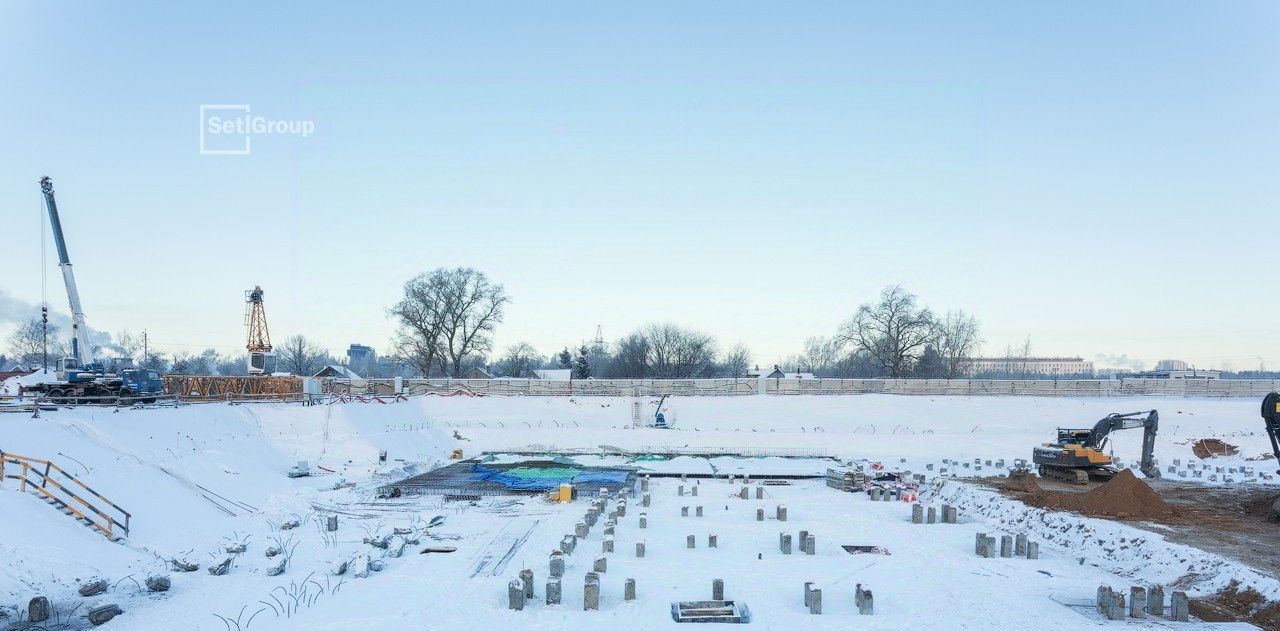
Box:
(39, 176), (95, 368)
(245, 286), (275, 374)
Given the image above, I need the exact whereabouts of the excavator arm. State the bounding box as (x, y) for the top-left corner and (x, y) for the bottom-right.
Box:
(1088, 410), (1159, 478)
(1263, 393), (1280, 475)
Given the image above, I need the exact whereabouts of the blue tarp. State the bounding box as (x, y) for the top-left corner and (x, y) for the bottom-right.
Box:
(468, 464), (631, 491)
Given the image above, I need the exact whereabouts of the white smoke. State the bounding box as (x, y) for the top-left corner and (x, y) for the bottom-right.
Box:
(0, 289), (125, 355)
(1093, 353), (1147, 372)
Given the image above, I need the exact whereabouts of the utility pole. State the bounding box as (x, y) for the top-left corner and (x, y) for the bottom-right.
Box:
(143, 329), (148, 368)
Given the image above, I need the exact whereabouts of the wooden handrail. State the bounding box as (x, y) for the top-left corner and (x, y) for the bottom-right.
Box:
(1, 451), (129, 539)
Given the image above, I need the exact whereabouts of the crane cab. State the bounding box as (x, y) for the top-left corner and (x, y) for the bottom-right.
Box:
(247, 351), (278, 375)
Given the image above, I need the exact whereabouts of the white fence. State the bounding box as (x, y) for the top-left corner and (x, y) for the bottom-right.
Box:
(767, 378), (1280, 397)
(324, 377), (1280, 398)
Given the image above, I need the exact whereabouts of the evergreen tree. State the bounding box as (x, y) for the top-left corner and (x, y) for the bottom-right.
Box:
(914, 345), (946, 378)
(573, 345), (591, 379)
(557, 347), (573, 369)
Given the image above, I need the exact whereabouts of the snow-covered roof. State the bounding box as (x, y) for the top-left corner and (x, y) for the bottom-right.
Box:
(532, 368), (572, 380)
(313, 365), (361, 379)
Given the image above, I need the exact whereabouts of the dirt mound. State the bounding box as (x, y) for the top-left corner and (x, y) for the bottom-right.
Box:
(1003, 470), (1042, 493)
(1192, 438), (1239, 459)
(1023, 469), (1177, 520)
(1193, 581), (1280, 629)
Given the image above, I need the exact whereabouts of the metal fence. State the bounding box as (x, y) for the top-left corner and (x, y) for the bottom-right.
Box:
(324, 378), (760, 397)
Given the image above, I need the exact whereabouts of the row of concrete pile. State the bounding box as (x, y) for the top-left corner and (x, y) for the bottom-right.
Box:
(1098, 585), (1188, 622)
(517, 487), (640, 611)
(778, 530), (816, 555)
(912, 503), (958, 524)
(801, 581), (875, 615)
(974, 532), (1039, 559)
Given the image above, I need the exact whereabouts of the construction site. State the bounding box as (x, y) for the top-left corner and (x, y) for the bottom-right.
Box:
(3, 384), (1280, 630)
(5, 4), (1280, 630)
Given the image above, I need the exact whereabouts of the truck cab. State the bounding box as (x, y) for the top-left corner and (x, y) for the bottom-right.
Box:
(119, 369), (163, 401)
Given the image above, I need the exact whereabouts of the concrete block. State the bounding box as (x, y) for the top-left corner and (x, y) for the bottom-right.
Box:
(713, 579), (724, 600)
(692, 485), (698, 497)
(520, 569), (534, 599)
(576, 522), (589, 538)
(1147, 585), (1164, 616)
(859, 590), (874, 615)
(809, 587), (822, 614)
(709, 534), (718, 548)
(678, 485), (685, 496)
(642, 493), (651, 507)
(594, 557), (607, 573)
(547, 578), (561, 605)
(1000, 535), (1013, 558)
(625, 578), (636, 601)
(682, 506), (689, 517)
(87, 604), (122, 626)
(584, 575), (600, 611)
(326, 515), (338, 532)
(927, 506), (937, 524)
(1015, 533), (1027, 556)
(1129, 586), (1145, 618)
(1026, 541), (1039, 559)
(687, 535), (696, 549)
(777, 505), (787, 521)
(976, 533), (986, 555)
(636, 541), (646, 557)
(640, 514), (648, 529)
(804, 534), (815, 555)
(508, 580), (525, 610)
(550, 553), (564, 578)
(756, 486), (764, 499)
(757, 508), (764, 522)
(696, 506), (703, 517)
(781, 533), (792, 554)
(28, 597), (50, 624)
(1171, 591), (1189, 622)
(603, 536), (614, 553)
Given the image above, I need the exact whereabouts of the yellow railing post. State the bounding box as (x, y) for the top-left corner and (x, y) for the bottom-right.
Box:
(20, 462), (29, 492)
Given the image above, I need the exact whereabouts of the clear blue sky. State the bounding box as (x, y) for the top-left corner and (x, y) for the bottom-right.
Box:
(2, 1), (1277, 370)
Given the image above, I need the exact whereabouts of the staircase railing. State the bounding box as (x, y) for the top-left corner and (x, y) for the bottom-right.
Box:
(0, 451), (131, 539)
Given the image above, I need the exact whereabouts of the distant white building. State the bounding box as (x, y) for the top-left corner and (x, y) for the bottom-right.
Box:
(1129, 369), (1220, 380)
(532, 368), (572, 380)
(965, 357), (1094, 377)
(1154, 359), (1188, 371)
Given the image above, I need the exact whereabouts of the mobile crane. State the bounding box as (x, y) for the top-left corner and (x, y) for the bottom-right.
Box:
(19, 177), (163, 403)
(1032, 410), (1160, 484)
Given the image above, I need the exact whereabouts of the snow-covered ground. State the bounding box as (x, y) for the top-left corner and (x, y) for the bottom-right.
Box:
(0, 394), (1274, 629)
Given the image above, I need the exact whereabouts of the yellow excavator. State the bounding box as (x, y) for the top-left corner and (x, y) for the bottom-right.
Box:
(1032, 410), (1160, 484)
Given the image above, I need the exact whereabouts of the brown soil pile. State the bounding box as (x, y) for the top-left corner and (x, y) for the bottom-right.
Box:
(1022, 469), (1177, 520)
(1193, 581), (1280, 629)
(1002, 470), (1042, 493)
(1192, 438), (1239, 459)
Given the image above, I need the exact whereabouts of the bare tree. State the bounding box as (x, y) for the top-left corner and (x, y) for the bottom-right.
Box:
(278, 334), (326, 376)
(6, 318), (65, 367)
(437, 269), (510, 377)
(838, 285), (936, 378)
(720, 343), (753, 378)
(494, 342), (541, 378)
(389, 271), (451, 377)
(785, 336), (843, 375)
(610, 323), (719, 378)
(936, 310), (982, 378)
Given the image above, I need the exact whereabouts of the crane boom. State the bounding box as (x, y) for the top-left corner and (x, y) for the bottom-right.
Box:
(39, 176), (94, 365)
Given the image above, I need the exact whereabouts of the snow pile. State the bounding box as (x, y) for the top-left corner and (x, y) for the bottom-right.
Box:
(926, 478), (1280, 601)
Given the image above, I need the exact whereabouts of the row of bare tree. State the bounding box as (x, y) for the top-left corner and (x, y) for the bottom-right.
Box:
(785, 285), (982, 379)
